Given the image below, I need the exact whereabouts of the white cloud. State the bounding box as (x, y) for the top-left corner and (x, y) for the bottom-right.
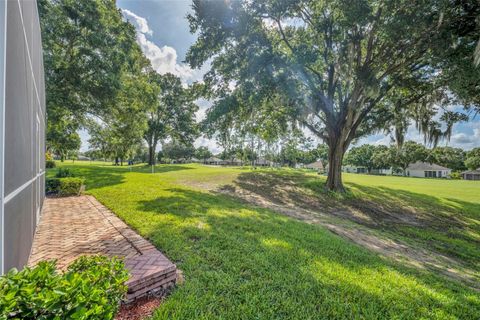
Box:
(371, 135), (391, 146)
(194, 98), (212, 122)
(135, 33), (195, 81)
(121, 9), (200, 83)
(474, 128), (480, 139)
(444, 120), (480, 150)
(451, 133), (475, 144)
(194, 136), (222, 154)
(122, 9), (152, 36)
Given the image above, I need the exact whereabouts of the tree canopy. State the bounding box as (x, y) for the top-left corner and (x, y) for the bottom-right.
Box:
(465, 148), (480, 170)
(161, 140), (195, 161)
(143, 73), (199, 165)
(186, 0), (479, 191)
(39, 0), (155, 162)
(194, 146), (213, 161)
(428, 147), (467, 172)
(344, 144), (386, 173)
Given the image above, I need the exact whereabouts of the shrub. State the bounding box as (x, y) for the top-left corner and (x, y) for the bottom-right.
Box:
(46, 151), (54, 161)
(46, 178), (61, 194)
(58, 177), (85, 196)
(46, 160), (56, 168)
(450, 171), (462, 179)
(45, 177), (85, 196)
(55, 168), (75, 178)
(0, 256), (129, 320)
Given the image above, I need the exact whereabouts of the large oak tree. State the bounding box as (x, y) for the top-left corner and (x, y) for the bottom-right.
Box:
(186, 0), (478, 191)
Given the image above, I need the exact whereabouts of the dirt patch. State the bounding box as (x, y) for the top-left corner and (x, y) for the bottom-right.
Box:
(116, 296), (162, 320)
(233, 172), (431, 228)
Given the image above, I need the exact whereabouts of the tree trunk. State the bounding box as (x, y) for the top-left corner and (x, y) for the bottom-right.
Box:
(148, 144), (156, 166)
(326, 140), (346, 192)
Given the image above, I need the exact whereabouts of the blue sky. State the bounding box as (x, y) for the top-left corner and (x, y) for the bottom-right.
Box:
(80, 0), (480, 153)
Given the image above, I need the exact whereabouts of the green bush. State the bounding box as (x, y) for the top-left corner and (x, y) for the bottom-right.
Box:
(55, 168), (75, 178)
(45, 177), (84, 196)
(0, 256), (129, 320)
(46, 178), (61, 194)
(45, 160), (56, 168)
(450, 171), (462, 179)
(58, 177), (85, 196)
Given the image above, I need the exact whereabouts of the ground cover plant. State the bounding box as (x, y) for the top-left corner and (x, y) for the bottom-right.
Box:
(48, 161), (480, 319)
(0, 256), (128, 320)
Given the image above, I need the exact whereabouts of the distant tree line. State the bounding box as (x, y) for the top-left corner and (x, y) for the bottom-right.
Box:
(344, 143), (480, 174)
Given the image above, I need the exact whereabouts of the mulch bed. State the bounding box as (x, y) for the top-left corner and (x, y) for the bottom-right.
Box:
(115, 296), (162, 320)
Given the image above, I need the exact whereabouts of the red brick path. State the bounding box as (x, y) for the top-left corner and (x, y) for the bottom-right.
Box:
(28, 195), (177, 302)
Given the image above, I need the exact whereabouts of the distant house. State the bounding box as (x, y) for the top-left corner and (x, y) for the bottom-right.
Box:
(461, 169), (480, 181)
(342, 165), (368, 174)
(205, 157), (222, 165)
(370, 168), (392, 175)
(255, 158), (271, 166)
(77, 155), (90, 161)
(406, 161), (451, 178)
(174, 158), (187, 164)
(305, 160), (324, 172)
(225, 158), (242, 166)
(342, 165), (391, 175)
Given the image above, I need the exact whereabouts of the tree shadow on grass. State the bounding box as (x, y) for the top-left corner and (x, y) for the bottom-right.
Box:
(233, 170), (480, 231)
(221, 171), (480, 286)
(48, 164), (194, 191)
(128, 165), (194, 174)
(47, 165), (127, 190)
(129, 188), (480, 319)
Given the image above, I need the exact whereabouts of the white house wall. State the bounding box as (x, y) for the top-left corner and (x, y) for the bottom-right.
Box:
(0, 0), (45, 273)
(407, 170), (451, 178)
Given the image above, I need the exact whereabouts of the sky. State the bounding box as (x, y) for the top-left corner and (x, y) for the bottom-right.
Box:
(80, 0), (480, 153)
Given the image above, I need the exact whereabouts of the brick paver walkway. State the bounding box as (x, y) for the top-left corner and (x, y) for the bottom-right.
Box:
(28, 195), (177, 301)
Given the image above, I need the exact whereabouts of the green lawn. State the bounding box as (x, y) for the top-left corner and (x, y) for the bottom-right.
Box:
(49, 162), (480, 319)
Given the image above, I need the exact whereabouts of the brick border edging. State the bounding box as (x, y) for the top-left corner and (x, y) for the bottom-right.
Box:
(85, 196), (158, 254)
(84, 195), (177, 302)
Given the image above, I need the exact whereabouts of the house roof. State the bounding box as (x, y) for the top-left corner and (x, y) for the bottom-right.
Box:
(305, 160), (324, 169)
(206, 157), (222, 162)
(407, 161), (450, 171)
(461, 169), (480, 175)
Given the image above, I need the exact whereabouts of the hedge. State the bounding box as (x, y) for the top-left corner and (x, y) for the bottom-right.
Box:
(45, 160), (56, 169)
(58, 177), (85, 196)
(55, 168), (75, 178)
(46, 177), (84, 196)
